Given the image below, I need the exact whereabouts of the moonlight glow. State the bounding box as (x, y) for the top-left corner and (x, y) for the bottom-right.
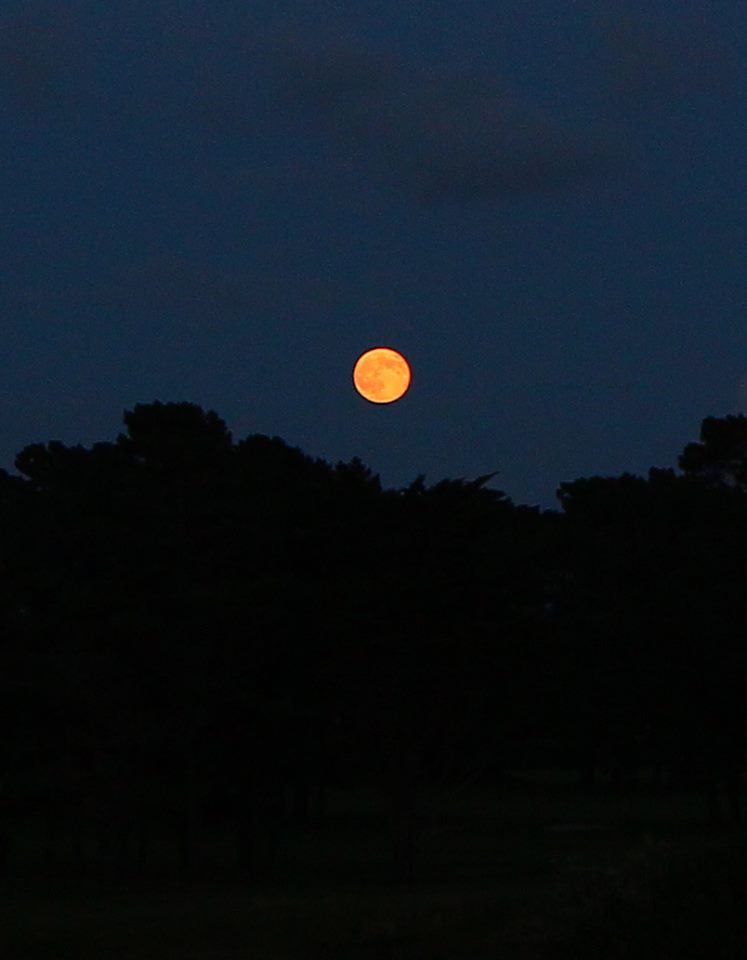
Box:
(353, 347), (412, 404)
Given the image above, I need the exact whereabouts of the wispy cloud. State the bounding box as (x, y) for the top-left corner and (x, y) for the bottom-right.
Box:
(737, 378), (747, 414)
(600, 11), (739, 106)
(274, 37), (616, 202)
(6, 253), (342, 326)
(0, 3), (88, 114)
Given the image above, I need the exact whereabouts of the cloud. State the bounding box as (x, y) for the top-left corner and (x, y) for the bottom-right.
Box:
(737, 378), (747, 414)
(274, 39), (615, 202)
(5, 253), (342, 327)
(600, 12), (738, 106)
(120, 257), (258, 322)
(0, 4), (87, 114)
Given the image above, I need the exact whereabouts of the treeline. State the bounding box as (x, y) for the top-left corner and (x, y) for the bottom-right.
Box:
(1, 402), (747, 875)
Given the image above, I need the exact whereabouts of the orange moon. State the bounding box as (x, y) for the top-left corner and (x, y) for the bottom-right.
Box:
(353, 347), (411, 404)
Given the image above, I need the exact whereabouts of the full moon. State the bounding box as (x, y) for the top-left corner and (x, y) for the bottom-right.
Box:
(353, 347), (411, 404)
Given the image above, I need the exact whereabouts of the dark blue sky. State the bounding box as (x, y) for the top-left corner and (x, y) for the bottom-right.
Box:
(2, 0), (745, 507)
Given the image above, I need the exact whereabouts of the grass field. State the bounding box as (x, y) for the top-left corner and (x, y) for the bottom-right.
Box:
(3, 774), (746, 958)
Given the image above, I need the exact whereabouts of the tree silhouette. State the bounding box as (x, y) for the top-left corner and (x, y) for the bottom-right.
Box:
(556, 452), (747, 813)
(5, 401), (747, 882)
(679, 414), (747, 491)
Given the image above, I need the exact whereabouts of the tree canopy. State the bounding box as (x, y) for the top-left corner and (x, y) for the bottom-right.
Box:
(2, 403), (747, 876)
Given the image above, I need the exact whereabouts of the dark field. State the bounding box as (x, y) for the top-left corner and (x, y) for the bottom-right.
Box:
(3, 773), (747, 959)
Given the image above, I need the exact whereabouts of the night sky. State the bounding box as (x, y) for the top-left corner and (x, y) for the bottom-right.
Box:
(2, 1), (745, 508)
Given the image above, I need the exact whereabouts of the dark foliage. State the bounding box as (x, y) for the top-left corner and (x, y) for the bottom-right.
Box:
(1, 405), (747, 878)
